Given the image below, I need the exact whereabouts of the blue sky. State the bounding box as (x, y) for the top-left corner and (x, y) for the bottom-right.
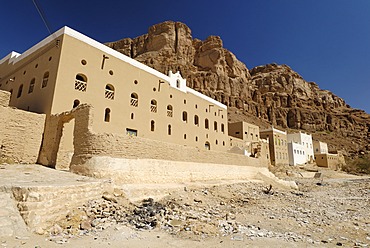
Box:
(1, 0), (369, 113)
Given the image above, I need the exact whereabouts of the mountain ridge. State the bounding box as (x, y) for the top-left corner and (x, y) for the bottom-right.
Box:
(105, 21), (370, 155)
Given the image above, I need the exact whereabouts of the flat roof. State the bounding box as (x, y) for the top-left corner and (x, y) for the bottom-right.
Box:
(260, 127), (287, 135)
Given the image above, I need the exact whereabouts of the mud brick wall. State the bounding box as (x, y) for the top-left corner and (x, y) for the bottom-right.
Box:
(0, 90), (45, 163)
(71, 104), (268, 167)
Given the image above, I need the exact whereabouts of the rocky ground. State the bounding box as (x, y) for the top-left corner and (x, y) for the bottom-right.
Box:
(2, 167), (368, 247)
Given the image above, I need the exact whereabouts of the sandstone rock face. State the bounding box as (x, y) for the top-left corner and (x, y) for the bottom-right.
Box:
(106, 21), (370, 155)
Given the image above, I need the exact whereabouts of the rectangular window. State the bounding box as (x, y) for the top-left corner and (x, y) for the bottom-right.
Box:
(126, 128), (137, 136)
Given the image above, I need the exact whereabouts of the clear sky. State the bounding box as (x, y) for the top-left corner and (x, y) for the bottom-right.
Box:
(1, 1), (369, 113)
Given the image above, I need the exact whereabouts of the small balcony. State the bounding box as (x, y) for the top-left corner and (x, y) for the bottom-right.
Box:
(105, 89), (114, 100)
(150, 104), (157, 113)
(75, 79), (87, 92)
(130, 98), (138, 107)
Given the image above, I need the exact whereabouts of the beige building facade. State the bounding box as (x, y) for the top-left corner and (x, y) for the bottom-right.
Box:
(313, 140), (328, 154)
(0, 27), (231, 168)
(228, 121), (260, 142)
(228, 121), (269, 160)
(260, 127), (288, 166)
(315, 153), (340, 170)
(0, 26), (275, 174)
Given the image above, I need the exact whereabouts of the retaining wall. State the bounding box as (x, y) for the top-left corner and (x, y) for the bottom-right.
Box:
(68, 105), (289, 186)
(0, 90), (45, 163)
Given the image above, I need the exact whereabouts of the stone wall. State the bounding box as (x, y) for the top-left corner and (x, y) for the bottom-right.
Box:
(12, 181), (108, 234)
(70, 104), (269, 166)
(0, 90), (45, 163)
(66, 105), (289, 186)
(38, 112), (74, 169)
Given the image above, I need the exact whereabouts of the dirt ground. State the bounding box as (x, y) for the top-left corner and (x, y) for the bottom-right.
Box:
(1, 166), (369, 248)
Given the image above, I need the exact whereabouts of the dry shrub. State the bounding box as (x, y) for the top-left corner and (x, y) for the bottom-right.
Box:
(342, 154), (370, 175)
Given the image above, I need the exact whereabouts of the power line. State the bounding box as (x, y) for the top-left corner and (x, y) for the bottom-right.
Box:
(32, 0), (52, 34)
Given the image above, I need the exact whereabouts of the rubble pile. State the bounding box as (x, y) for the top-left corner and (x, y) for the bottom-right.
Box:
(51, 178), (369, 246)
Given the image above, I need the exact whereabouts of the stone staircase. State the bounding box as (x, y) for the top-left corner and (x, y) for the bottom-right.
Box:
(0, 164), (112, 236)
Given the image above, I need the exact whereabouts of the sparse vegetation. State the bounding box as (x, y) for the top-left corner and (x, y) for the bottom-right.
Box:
(342, 154), (370, 174)
(0, 157), (15, 164)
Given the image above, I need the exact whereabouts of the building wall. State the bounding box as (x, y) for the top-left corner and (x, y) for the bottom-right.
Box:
(0, 35), (63, 114)
(287, 131), (314, 162)
(315, 153), (339, 170)
(313, 140), (328, 154)
(26, 29), (228, 153)
(228, 121), (262, 157)
(0, 27), (231, 162)
(0, 90), (45, 163)
(58, 104), (276, 183)
(228, 121), (260, 142)
(260, 128), (288, 166)
(288, 142), (306, 166)
(70, 105), (267, 166)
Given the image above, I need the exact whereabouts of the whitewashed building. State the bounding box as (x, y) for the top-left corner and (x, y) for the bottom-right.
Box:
(287, 142), (306, 165)
(287, 131), (314, 165)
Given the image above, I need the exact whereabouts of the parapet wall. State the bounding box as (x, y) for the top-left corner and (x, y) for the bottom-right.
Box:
(0, 91), (45, 163)
(69, 105), (278, 184)
(71, 104), (269, 166)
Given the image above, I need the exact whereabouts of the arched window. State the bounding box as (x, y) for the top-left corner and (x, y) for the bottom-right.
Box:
(182, 111), (188, 122)
(28, 78), (35, 94)
(73, 99), (80, 108)
(151, 120), (155, 131)
(176, 79), (180, 88)
(205, 142), (210, 150)
(150, 99), (157, 113)
(75, 73), (87, 92)
(168, 124), (172, 135)
(104, 108), (111, 122)
(194, 115), (199, 126)
(184, 134), (187, 139)
(130, 113), (134, 119)
(221, 124), (225, 133)
(214, 121), (218, 131)
(130, 93), (138, 107)
(167, 105), (173, 117)
(17, 84), (23, 98)
(42, 72), (49, 88)
(205, 119), (209, 129)
(105, 84), (115, 100)
(216, 140), (218, 145)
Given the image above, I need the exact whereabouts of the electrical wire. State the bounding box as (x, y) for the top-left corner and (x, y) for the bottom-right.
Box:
(32, 0), (52, 34)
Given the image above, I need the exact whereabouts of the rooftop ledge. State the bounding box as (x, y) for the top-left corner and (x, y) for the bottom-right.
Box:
(0, 26), (226, 110)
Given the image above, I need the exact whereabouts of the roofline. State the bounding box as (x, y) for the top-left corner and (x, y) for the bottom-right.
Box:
(260, 127), (287, 135)
(0, 26), (226, 109)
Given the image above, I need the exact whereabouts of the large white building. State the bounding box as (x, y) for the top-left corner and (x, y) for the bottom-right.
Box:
(288, 142), (306, 166)
(287, 131), (314, 165)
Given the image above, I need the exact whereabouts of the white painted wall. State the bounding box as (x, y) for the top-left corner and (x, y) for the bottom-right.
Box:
(287, 131), (314, 163)
(288, 142), (307, 166)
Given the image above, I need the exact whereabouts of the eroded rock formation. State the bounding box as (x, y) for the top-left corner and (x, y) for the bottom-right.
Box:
(106, 21), (370, 155)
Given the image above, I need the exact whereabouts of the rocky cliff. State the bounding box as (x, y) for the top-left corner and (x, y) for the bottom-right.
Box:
(106, 21), (370, 155)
